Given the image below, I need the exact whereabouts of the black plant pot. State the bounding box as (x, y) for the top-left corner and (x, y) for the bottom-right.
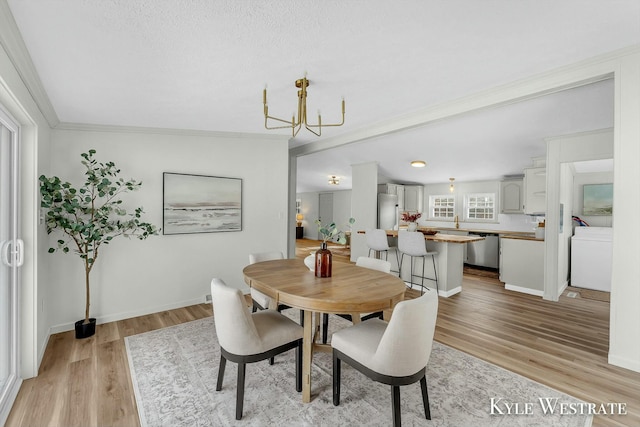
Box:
(74, 318), (96, 339)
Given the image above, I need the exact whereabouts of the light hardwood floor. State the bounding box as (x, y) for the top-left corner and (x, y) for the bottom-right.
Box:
(6, 239), (640, 427)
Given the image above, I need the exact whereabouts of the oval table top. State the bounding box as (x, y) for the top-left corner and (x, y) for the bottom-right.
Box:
(243, 258), (406, 315)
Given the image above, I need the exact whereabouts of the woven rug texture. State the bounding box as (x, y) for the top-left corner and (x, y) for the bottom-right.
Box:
(125, 312), (592, 427)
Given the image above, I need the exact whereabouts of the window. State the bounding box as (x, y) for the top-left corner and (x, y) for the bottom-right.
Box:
(465, 193), (496, 221)
(429, 195), (455, 219)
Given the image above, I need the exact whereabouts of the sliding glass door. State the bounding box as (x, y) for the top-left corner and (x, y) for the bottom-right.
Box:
(0, 107), (22, 424)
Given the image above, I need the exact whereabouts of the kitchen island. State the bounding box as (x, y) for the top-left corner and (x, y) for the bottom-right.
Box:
(359, 230), (483, 297)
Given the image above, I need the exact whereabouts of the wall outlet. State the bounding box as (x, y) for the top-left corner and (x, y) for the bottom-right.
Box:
(205, 294), (212, 303)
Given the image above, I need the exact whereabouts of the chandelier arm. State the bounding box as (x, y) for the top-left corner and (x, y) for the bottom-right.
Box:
(305, 113), (345, 128)
(265, 114), (301, 129)
(304, 123), (321, 137)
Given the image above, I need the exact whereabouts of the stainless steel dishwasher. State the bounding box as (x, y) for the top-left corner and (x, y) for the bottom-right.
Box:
(466, 232), (500, 269)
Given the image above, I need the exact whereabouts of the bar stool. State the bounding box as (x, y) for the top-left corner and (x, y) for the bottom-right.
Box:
(398, 230), (438, 295)
(365, 229), (399, 274)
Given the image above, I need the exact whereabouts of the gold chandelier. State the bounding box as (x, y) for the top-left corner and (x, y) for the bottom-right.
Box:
(263, 74), (345, 137)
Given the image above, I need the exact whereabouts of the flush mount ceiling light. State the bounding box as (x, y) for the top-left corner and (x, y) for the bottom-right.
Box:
(328, 175), (340, 185)
(411, 160), (426, 168)
(263, 73), (345, 137)
(449, 177), (455, 192)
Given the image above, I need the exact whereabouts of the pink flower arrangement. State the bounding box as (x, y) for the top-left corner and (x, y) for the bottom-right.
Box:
(401, 212), (422, 222)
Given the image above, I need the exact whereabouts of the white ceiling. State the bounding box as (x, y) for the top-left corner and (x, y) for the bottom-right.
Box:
(5, 1), (640, 192)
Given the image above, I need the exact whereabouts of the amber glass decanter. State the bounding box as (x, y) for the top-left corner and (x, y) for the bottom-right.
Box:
(315, 242), (332, 278)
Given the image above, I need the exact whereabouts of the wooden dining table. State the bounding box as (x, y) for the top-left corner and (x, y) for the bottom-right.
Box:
(242, 258), (406, 403)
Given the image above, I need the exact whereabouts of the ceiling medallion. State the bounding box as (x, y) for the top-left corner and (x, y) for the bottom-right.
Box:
(263, 73), (345, 137)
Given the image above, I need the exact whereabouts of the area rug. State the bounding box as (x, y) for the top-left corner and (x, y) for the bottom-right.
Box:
(125, 312), (592, 427)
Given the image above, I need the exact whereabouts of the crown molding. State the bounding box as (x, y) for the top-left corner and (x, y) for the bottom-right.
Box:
(290, 44), (640, 159)
(55, 121), (290, 141)
(0, 0), (59, 128)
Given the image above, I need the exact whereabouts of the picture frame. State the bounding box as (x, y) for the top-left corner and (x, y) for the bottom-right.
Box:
(582, 183), (613, 216)
(163, 172), (242, 235)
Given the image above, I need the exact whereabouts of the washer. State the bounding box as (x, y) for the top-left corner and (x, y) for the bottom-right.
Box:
(570, 227), (613, 292)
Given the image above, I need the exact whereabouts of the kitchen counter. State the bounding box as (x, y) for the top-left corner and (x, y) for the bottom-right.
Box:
(500, 236), (545, 296)
(357, 229), (483, 298)
(424, 226), (535, 236)
(501, 234), (542, 241)
(379, 230), (484, 244)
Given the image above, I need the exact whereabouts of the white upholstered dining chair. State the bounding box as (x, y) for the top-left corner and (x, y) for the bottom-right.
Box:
(321, 256), (392, 344)
(211, 278), (303, 420)
(332, 289), (439, 427)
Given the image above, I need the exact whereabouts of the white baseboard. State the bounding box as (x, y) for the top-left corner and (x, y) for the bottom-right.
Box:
(404, 282), (461, 298)
(608, 353), (640, 373)
(48, 296), (207, 334)
(440, 286), (462, 298)
(505, 283), (544, 297)
(557, 280), (569, 297)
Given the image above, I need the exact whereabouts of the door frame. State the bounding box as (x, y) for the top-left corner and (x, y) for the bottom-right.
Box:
(0, 106), (22, 425)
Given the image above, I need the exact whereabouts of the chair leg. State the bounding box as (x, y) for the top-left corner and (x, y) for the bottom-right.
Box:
(409, 256), (414, 290)
(431, 254), (439, 294)
(269, 356), (274, 365)
(421, 255), (426, 295)
(322, 313), (329, 344)
(333, 351), (341, 406)
(236, 362), (246, 420)
(215, 355), (226, 391)
(296, 341), (302, 392)
(391, 385), (401, 427)
(420, 376), (431, 420)
(299, 309), (304, 326)
(394, 249), (401, 276)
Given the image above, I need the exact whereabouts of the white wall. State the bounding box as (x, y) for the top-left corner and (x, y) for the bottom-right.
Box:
(45, 127), (289, 332)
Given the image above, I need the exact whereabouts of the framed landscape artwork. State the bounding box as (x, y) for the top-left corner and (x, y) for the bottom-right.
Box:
(163, 173), (242, 235)
(583, 183), (613, 216)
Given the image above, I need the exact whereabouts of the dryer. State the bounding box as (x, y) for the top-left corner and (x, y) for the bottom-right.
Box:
(570, 227), (613, 292)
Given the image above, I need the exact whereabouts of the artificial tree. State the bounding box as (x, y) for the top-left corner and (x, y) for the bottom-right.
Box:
(39, 149), (158, 338)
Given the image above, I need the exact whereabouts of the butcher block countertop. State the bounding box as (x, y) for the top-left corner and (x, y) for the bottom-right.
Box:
(357, 230), (484, 244)
(429, 227), (536, 236)
(501, 234), (542, 241)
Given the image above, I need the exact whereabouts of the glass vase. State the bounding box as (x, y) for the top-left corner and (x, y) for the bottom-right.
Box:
(315, 242), (332, 278)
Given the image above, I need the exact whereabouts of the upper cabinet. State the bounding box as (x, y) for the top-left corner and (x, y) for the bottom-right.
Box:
(523, 167), (546, 214)
(378, 183), (423, 212)
(404, 185), (424, 213)
(500, 178), (524, 214)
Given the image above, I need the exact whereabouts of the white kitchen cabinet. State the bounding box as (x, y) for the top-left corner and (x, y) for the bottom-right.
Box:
(378, 183), (405, 211)
(523, 167), (546, 215)
(500, 178), (524, 214)
(500, 237), (544, 296)
(404, 185), (423, 213)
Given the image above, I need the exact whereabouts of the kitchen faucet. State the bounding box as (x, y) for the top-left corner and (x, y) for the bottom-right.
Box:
(454, 215), (459, 229)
